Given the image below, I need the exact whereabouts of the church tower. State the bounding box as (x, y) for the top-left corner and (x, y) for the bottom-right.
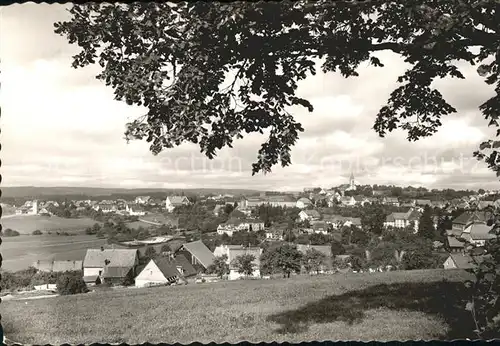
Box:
(349, 172), (355, 190)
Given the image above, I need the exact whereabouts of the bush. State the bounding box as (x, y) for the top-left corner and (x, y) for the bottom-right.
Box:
(3, 228), (20, 237)
(32, 230), (43, 235)
(56, 272), (88, 295)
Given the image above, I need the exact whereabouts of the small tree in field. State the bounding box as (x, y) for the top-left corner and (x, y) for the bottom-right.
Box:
(32, 230), (43, 235)
(207, 255), (230, 279)
(302, 248), (326, 274)
(232, 253), (256, 277)
(56, 272), (88, 295)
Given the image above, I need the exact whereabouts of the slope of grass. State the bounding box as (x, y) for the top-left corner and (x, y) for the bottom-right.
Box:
(1, 215), (99, 234)
(2, 269), (474, 344)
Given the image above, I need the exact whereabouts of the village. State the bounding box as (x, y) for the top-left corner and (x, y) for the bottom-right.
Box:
(2, 173), (498, 295)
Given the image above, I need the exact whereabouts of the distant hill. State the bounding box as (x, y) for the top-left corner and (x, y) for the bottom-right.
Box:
(1, 186), (263, 198)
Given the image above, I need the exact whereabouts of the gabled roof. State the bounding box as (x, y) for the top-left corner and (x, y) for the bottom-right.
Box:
(154, 254), (197, 278)
(267, 195), (296, 203)
(296, 244), (332, 257)
(464, 222), (496, 241)
(453, 211), (489, 225)
(415, 199), (432, 205)
(301, 209), (320, 218)
(167, 196), (190, 205)
(383, 197), (399, 202)
(102, 266), (132, 279)
(84, 249), (138, 268)
(344, 217), (362, 226)
(297, 197), (312, 204)
(179, 240), (215, 268)
(448, 253), (477, 269)
(447, 235), (465, 248)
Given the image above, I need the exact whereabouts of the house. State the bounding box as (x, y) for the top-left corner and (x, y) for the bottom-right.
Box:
(443, 253), (485, 270)
(343, 217), (362, 228)
(83, 248), (139, 286)
(353, 195), (370, 206)
(265, 229), (284, 240)
(266, 195), (297, 208)
(311, 221), (329, 234)
(94, 203), (118, 214)
(33, 260), (83, 273)
(322, 214), (348, 230)
(125, 204), (147, 216)
(165, 196), (191, 212)
(135, 196), (151, 205)
(239, 197), (267, 209)
(382, 197), (400, 206)
(340, 196), (356, 207)
(446, 234), (465, 253)
(217, 217), (265, 236)
(214, 245), (263, 280)
(296, 197), (313, 209)
(175, 240), (215, 270)
(461, 221), (496, 246)
(298, 209), (321, 222)
(134, 254), (196, 288)
(384, 209), (420, 233)
(452, 211), (491, 234)
(414, 199), (432, 207)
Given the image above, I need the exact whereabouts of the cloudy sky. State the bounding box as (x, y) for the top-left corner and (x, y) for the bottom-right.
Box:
(1, 4), (499, 192)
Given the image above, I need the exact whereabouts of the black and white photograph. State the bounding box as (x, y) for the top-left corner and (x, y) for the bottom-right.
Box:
(1, 1), (500, 344)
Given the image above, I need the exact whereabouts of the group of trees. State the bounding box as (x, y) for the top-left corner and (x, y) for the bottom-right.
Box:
(85, 221), (152, 243)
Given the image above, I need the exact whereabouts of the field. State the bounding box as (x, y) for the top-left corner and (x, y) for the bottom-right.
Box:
(2, 269), (475, 344)
(1, 215), (99, 235)
(1, 234), (107, 272)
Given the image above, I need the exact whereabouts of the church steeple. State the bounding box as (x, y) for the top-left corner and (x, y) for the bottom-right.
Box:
(349, 172), (355, 189)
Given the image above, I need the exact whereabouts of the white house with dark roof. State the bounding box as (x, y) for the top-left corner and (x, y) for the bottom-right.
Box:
(296, 198), (313, 209)
(298, 209), (321, 222)
(165, 196), (191, 212)
(125, 204), (147, 216)
(134, 254), (196, 288)
(83, 248), (139, 286)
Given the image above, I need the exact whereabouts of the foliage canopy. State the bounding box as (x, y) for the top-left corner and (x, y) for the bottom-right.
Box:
(55, 1), (500, 175)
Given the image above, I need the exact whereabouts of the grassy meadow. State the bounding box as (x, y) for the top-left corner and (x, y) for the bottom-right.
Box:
(1, 214), (99, 234)
(1, 234), (108, 272)
(2, 269), (475, 344)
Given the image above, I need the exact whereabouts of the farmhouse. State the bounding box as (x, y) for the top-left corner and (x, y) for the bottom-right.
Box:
(296, 197), (313, 209)
(214, 245), (263, 280)
(165, 196), (191, 212)
(125, 204), (147, 216)
(83, 248), (139, 286)
(461, 221), (495, 246)
(135, 196), (151, 205)
(175, 240), (215, 271)
(382, 197), (400, 206)
(265, 195), (297, 208)
(443, 253), (477, 270)
(33, 260), (83, 273)
(298, 209), (321, 222)
(217, 217), (265, 236)
(384, 209), (420, 233)
(134, 254), (196, 288)
(340, 196), (356, 207)
(239, 197), (267, 209)
(452, 211), (491, 234)
(94, 203), (118, 214)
